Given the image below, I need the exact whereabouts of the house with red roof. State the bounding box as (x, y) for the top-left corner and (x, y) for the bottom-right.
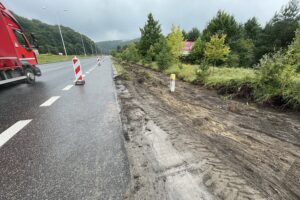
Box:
(182, 41), (194, 55)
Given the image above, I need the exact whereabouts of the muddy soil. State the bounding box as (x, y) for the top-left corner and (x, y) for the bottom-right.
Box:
(114, 63), (300, 200)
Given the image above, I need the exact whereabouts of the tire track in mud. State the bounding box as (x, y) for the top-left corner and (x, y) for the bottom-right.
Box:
(116, 63), (300, 200)
(132, 83), (266, 200)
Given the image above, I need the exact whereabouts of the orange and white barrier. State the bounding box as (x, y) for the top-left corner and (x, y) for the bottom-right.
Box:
(72, 56), (85, 85)
(97, 56), (101, 66)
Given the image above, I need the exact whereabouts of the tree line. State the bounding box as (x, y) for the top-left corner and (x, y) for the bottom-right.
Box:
(114, 0), (300, 109)
(14, 13), (97, 55)
(114, 0), (300, 69)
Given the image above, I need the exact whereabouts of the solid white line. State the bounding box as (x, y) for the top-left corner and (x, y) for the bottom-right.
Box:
(40, 96), (60, 107)
(0, 120), (32, 148)
(62, 85), (73, 91)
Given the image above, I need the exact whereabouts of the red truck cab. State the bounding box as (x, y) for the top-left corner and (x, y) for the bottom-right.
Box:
(0, 3), (41, 85)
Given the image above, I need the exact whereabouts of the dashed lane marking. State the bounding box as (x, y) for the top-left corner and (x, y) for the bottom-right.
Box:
(0, 120), (32, 148)
(62, 85), (73, 91)
(40, 96), (61, 107)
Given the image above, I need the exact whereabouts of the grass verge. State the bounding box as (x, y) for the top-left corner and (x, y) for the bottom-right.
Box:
(37, 54), (95, 64)
(115, 59), (300, 109)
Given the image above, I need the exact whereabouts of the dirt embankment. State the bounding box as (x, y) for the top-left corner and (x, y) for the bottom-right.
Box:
(115, 63), (300, 200)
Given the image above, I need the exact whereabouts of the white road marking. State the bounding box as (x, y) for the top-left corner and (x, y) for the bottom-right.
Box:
(0, 120), (32, 148)
(62, 85), (73, 91)
(40, 96), (60, 107)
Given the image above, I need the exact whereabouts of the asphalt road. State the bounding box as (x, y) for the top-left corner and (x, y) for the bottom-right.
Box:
(0, 57), (130, 199)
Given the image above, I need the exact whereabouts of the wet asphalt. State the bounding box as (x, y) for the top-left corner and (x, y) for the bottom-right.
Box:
(0, 57), (130, 199)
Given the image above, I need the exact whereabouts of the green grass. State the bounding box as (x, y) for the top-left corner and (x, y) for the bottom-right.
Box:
(113, 60), (124, 75)
(165, 64), (256, 86)
(204, 67), (257, 87)
(295, 74), (300, 84)
(165, 64), (198, 82)
(37, 54), (95, 64)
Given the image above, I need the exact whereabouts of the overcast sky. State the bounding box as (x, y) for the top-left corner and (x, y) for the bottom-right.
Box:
(2, 0), (289, 42)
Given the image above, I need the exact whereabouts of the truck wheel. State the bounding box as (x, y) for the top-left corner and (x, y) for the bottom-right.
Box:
(25, 68), (35, 84)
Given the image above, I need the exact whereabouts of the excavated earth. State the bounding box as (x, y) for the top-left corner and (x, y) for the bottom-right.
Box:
(114, 63), (300, 200)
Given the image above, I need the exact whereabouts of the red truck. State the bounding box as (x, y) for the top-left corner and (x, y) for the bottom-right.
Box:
(0, 3), (41, 85)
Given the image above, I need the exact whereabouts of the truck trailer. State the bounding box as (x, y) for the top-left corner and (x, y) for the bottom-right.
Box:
(0, 2), (41, 85)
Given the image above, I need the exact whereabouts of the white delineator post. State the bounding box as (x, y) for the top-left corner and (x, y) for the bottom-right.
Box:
(170, 74), (176, 92)
(72, 56), (85, 85)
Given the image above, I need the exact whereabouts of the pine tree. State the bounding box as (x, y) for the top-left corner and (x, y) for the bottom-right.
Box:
(189, 37), (205, 64)
(186, 27), (201, 41)
(202, 10), (242, 43)
(244, 17), (262, 41)
(139, 13), (162, 56)
(156, 37), (173, 70)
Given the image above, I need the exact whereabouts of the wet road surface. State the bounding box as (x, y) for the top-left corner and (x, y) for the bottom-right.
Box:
(0, 57), (130, 199)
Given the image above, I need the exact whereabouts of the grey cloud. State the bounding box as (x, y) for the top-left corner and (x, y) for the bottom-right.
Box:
(2, 0), (289, 41)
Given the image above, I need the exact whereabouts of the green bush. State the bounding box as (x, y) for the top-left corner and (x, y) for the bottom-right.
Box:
(196, 60), (210, 83)
(120, 43), (140, 63)
(156, 47), (172, 71)
(255, 51), (298, 107)
(156, 37), (173, 71)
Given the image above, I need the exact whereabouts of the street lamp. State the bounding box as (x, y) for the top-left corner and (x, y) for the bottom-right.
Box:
(56, 10), (68, 56)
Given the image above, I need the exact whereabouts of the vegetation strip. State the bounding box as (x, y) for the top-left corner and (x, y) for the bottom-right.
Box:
(113, 0), (300, 110)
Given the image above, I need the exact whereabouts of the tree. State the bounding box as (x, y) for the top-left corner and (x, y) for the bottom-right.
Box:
(230, 38), (255, 67)
(255, 51), (297, 106)
(139, 13), (162, 56)
(182, 30), (188, 40)
(167, 25), (184, 62)
(202, 10), (242, 43)
(186, 27), (201, 41)
(127, 43), (141, 63)
(189, 37), (205, 64)
(14, 13), (95, 55)
(256, 0), (300, 60)
(204, 34), (230, 66)
(120, 43), (140, 63)
(146, 45), (156, 62)
(244, 17), (262, 41)
(156, 37), (173, 71)
(288, 25), (300, 71)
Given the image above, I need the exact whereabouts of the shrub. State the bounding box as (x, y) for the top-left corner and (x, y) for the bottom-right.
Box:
(156, 37), (173, 71)
(156, 47), (172, 71)
(255, 51), (298, 107)
(195, 60), (210, 83)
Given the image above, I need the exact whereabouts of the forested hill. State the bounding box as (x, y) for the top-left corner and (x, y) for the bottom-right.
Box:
(96, 39), (139, 54)
(13, 13), (97, 55)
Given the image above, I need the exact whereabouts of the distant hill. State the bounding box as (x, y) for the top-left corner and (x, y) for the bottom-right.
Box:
(96, 39), (139, 54)
(13, 12), (96, 55)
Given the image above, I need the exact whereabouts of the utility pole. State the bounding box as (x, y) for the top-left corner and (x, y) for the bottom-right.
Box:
(80, 34), (87, 56)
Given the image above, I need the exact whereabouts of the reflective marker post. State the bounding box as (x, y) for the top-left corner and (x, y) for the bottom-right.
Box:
(170, 74), (176, 92)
